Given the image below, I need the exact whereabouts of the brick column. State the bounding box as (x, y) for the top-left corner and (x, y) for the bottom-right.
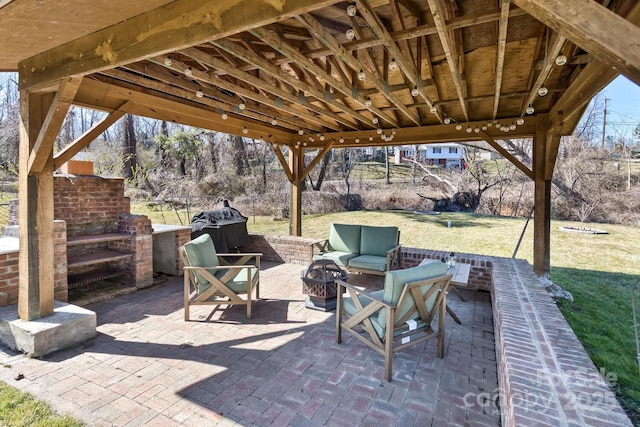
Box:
(53, 220), (68, 302)
(118, 214), (153, 289)
(174, 228), (191, 275)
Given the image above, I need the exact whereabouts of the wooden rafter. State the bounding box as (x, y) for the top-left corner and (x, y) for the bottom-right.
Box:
(492, 1), (510, 119)
(425, 0), (469, 121)
(305, 8), (529, 61)
(272, 146), (294, 182)
(356, 0), (439, 119)
(210, 39), (373, 129)
(112, 64), (320, 133)
(152, 53), (343, 131)
(250, 26), (399, 128)
(19, 0), (343, 89)
(513, 0), (640, 86)
(27, 76), (82, 175)
(297, 12), (421, 126)
(520, 32), (567, 117)
(180, 47), (360, 131)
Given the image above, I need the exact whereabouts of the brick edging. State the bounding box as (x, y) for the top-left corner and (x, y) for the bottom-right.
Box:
(491, 258), (631, 426)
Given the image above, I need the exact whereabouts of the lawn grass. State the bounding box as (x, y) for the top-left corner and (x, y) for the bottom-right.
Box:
(247, 210), (640, 420)
(0, 381), (83, 426)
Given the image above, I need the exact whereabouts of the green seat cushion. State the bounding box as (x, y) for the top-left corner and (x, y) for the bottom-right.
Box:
(183, 234), (220, 290)
(377, 261), (448, 330)
(360, 226), (399, 257)
(348, 255), (388, 272)
(328, 224), (361, 254)
(313, 251), (359, 266)
(213, 268), (258, 294)
(342, 290), (385, 338)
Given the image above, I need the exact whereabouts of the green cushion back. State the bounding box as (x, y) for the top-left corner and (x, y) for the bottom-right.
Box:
(360, 226), (399, 257)
(183, 234), (219, 289)
(378, 261), (448, 329)
(328, 224), (361, 254)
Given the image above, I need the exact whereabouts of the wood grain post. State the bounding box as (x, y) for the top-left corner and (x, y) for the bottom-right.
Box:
(533, 114), (551, 276)
(289, 146), (303, 237)
(18, 90), (55, 320)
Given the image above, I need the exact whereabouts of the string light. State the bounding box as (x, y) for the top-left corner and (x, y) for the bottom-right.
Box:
(271, 118), (277, 126)
(345, 28), (355, 40)
(238, 102), (246, 110)
(221, 113), (228, 120)
(372, 117), (379, 124)
(537, 86), (548, 96)
(358, 70), (365, 81)
(516, 118), (525, 125)
(163, 57), (172, 66)
(365, 98), (372, 107)
(319, 134), (325, 141)
(526, 104), (535, 115)
(339, 137), (345, 143)
(184, 68), (193, 77)
(444, 117), (451, 125)
(376, 128), (382, 134)
(555, 53), (567, 66)
(455, 124), (462, 131)
(298, 129), (304, 135)
(388, 59), (398, 71)
(195, 90), (203, 98)
(429, 106), (437, 114)
(346, 4), (357, 17)
(411, 87), (419, 97)
(242, 126), (248, 134)
(466, 126), (472, 133)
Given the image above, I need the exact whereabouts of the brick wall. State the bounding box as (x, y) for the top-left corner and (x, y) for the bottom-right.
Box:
(118, 214), (153, 289)
(401, 248), (492, 291)
(174, 228), (191, 274)
(51, 176), (130, 236)
(0, 250), (18, 306)
(245, 234), (319, 265)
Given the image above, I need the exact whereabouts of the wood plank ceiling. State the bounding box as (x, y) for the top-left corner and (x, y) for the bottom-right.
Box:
(2, 0), (639, 149)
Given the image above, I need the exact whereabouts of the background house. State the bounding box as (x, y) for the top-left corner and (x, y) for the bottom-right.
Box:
(394, 143), (467, 168)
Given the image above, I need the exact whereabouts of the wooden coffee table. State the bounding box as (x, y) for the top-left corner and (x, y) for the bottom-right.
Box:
(446, 262), (470, 324)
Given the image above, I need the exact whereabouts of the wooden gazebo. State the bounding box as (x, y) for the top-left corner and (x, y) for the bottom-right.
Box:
(1, 0), (639, 321)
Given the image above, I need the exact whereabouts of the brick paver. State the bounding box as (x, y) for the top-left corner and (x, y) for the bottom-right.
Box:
(0, 262), (498, 426)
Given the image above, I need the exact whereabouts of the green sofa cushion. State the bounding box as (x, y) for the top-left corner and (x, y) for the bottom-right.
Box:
(377, 261), (448, 331)
(214, 268), (258, 294)
(348, 254), (388, 272)
(360, 226), (399, 257)
(313, 251), (359, 266)
(183, 234), (220, 292)
(328, 223), (361, 254)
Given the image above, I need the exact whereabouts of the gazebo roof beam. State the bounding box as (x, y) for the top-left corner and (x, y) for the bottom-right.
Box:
(425, 0), (469, 122)
(492, 1), (511, 119)
(250, 26), (400, 128)
(297, 12), (421, 126)
(210, 38), (373, 129)
(179, 47), (358, 131)
(356, 0), (439, 120)
(151, 54), (337, 132)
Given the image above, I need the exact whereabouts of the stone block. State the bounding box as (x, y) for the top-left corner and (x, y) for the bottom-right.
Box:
(0, 301), (96, 357)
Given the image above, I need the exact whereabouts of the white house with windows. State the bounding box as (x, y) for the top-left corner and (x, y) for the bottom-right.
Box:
(394, 143), (467, 168)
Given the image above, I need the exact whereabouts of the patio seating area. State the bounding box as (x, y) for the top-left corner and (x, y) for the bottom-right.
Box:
(0, 261), (498, 426)
(0, 252), (632, 426)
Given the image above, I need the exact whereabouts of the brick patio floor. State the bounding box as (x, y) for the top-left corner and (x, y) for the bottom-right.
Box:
(0, 262), (499, 426)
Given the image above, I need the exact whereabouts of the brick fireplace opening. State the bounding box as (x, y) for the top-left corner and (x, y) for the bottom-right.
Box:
(7, 174), (154, 306)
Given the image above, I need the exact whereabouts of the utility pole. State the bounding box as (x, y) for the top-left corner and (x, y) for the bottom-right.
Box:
(601, 97), (608, 149)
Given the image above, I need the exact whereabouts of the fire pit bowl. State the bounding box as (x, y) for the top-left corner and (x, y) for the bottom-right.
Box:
(301, 260), (348, 311)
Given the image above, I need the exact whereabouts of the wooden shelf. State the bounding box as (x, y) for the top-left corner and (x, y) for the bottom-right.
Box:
(67, 250), (132, 268)
(67, 233), (130, 246)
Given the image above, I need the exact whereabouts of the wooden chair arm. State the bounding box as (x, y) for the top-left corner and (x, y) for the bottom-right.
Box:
(386, 244), (402, 270)
(216, 253), (262, 258)
(309, 239), (329, 261)
(336, 279), (395, 309)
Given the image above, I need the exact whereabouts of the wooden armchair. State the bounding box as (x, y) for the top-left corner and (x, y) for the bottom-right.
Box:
(336, 262), (451, 381)
(180, 234), (261, 321)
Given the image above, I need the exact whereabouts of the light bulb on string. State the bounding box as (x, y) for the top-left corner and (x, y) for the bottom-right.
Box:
(444, 117), (451, 125)
(372, 117), (379, 124)
(455, 124), (462, 131)
(242, 126), (248, 134)
(365, 98), (372, 107)
(346, 4), (357, 17)
(195, 90), (203, 98)
(298, 129), (304, 135)
(221, 112), (228, 120)
(358, 70), (365, 81)
(163, 57), (172, 66)
(345, 28), (355, 40)
(239, 102), (246, 110)
(555, 53), (567, 66)
(184, 68), (193, 77)
(466, 126), (472, 133)
(516, 118), (525, 125)
(537, 86), (548, 96)
(271, 118), (277, 126)
(526, 104), (535, 115)
(429, 106), (437, 114)
(388, 59), (397, 71)
(411, 86), (419, 97)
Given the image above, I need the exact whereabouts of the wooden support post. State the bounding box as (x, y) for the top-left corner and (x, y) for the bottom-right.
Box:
(533, 114), (551, 276)
(289, 146), (303, 236)
(18, 90), (56, 320)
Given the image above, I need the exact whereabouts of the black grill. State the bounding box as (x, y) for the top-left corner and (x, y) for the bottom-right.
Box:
(190, 202), (249, 252)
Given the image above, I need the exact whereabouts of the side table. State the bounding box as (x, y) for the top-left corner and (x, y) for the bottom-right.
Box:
(445, 262), (470, 324)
